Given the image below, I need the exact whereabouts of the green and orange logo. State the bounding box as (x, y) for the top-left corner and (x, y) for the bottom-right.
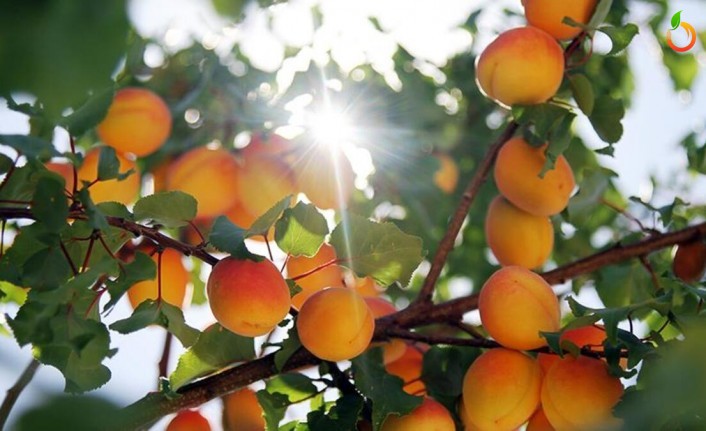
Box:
(666, 11), (697, 52)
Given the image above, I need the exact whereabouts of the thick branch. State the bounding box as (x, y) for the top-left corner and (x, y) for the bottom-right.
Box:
(0, 359), (40, 430)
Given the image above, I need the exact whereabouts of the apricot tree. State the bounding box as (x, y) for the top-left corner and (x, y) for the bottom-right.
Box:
(1, 0), (705, 430)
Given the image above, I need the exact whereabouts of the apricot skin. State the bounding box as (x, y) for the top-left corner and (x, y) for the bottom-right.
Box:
(223, 387), (265, 431)
(77, 148), (140, 205)
(287, 244), (345, 309)
(45, 161), (75, 193)
(526, 408), (555, 431)
(494, 137), (575, 216)
(97, 87), (172, 157)
(166, 410), (211, 431)
(364, 297), (406, 364)
(673, 240), (706, 283)
(541, 355), (624, 431)
(381, 397), (455, 431)
(462, 348), (542, 431)
(479, 266), (560, 350)
(166, 147), (240, 220)
(476, 27), (564, 107)
(127, 248), (188, 309)
(485, 195), (554, 269)
(433, 153), (459, 194)
(523, 0), (598, 40)
(236, 154), (296, 221)
(296, 287), (374, 361)
(293, 150), (355, 210)
(207, 258), (291, 337)
(385, 344), (425, 395)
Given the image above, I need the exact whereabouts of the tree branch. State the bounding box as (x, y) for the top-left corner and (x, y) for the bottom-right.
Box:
(0, 359), (40, 430)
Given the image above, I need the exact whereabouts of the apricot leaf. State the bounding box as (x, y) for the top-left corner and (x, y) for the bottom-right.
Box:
(330, 214), (424, 286)
(134, 191), (197, 228)
(266, 373), (318, 403)
(110, 300), (199, 347)
(59, 86), (116, 136)
(662, 47), (698, 91)
(598, 24), (639, 56)
(0, 135), (59, 161)
(275, 202), (328, 257)
(588, 96), (625, 144)
(422, 346), (479, 411)
(103, 252), (156, 311)
(14, 395), (120, 431)
(274, 327), (302, 371)
(245, 195), (293, 238)
(308, 393), (364, 431)
(256, 391), (289, 431)
(32, 176), (69, 233)
(209, 216), (256, 260)
(568, 74), (595, 115)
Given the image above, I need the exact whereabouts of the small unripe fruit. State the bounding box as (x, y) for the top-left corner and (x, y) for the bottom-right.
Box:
(479, 266), (560, 350)
(381, 397), (455, 431)
(433, 153), (459, 194)
(494, 137), (575, 216)
(523, 0), (598, 40)
(286, 244), (345, 309)
(127, 248), (188, 309)
(166, 410), (211, 431)
(673, 240), (706, 283)
(97, 87), (172, 157)
(297, 287), (374, 361)
(77, 147), (140, 205)
(207, 258), (291, 337)
(385, 344), (426, 395)
(223, 387), (265, 431)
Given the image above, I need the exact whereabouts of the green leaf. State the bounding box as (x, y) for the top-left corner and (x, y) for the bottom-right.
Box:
(246, 195), (293, 239)
(133, 191), (198, 228)
(96, 147), (120, 181)
(96, 201), (133, 220)
(352, 349), (422, 430)
(212, 0), (246, 18)
(662, 48), (699, 91)
(0, 153), (14, 175)
(275, 327), (302, 371)
(110, 300), (199, 347)
(598, 24), (639, 56)
(32, 176), (69, 233)
(59, 86), (115, 136)
(266, 373), (318, 403)
(670, 10), (682, 30)
(257, 391), (290, 431)
(0, 134), (59, 160)
(170, 324), (255, 389)
(568, 74), (595, 116)
(586, 0), (613, 31)
(308, 394), (364, 431)
(209, 216), (253, 259)
(274, 202), (328, 257)
(104, 252), (156, 311)
(330, 214), (424, 287)
(0, 281), (28, 305)
(588, 96), (625, 144)
(421, 346), (480, 412)
(15, 395), (120, 431)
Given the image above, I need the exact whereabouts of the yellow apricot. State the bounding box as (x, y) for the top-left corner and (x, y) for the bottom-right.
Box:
(207, 257), (291, 337)
(166, 410), (211, 431)
(479, 266), (560, 350)
(241, 133), (292, 159)
(433, 153), (459, 194)
(166, 147), (240, 220)
(97, 87), (172, 157)
(351, 275), (383, 297)
(475, 27), (564, 107)
(381, 397), (455, 431)
(494, 137), (575, 216)
(527, 408), (555, 431)
(385, 344), (426, 395)
(673, 240), (706, 283)
(127, 248), (188, 309)
(523, 0), (598, 40)
(77, 147), (140, 205)
(45, 161), (76, 193)
(538, 325), (612, 373)
(485, 196), (554, 269)
(236, 154), (296, 222)
(293, 150), (355, 210)
(541, 355), (624, 430)
(296, 287), (374, 361)
(287, 244), (345, 309)
(364, 297), (406, 364)
(462, 348), (542, 431)
(223, 387), (265, 431)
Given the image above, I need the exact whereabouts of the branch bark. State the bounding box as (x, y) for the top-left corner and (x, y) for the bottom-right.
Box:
(0, 359), (40, 430)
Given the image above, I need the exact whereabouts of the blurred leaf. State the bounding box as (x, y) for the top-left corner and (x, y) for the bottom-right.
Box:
(587, 0), (614, 31)
(308, 394), (364, 431)
(511, 103), (575, 174)
(134, 191), (197, 228)
(96, 147), (120, 181)
(599, 24), (639, 55)
(58, 86), (115, 136)
(275, 202), (328, 257)
(0, 135), (59, 160)
(662, 48), (699, 91)
(681, 132), (706, 174)
(0, 281), (28, 305)
(212, 0), (246, 18)
(15, 395), (120, 431)
(110, 300), (199, 347)
(189, 258), (208, 305)
(588, 96), (625, 144)
(104, 252), (156, 311)
(569, 74), (595, 115)
(32, 176), (69, 233)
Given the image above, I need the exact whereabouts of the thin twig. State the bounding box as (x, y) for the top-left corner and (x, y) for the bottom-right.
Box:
(59, 240), (79, 276)
(158, 332), (174, 384)
(0, 359), (40, 430)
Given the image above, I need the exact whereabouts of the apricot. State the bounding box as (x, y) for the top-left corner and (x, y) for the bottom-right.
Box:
(673, 240), (706, 283)
(475, 27), (564, 107)
(223, 387), (265, 431)
(127, 248), (188, 309)
(479, 266), (560, 350)
(96, 88), (171, 158)
(166, 410), (211, 431)
(462, 348), (542, 431)
(494, 137), (575, 216)
(77, 147), (140, 205)
(207, 257), (290, 337)
(236, 154), (296, 222)
(364, 297), (406, 364)
(45, 161), (76, 193)
(526, 408), (555, 431)
(293, 150), (355, 210)
(523, 0), (598, 40)
(381, 397), (455, 431)
(166, 147), (240, 220)
(541, 355), (624, 430)
(538, 325), (609, 373)
(350, 275), (383, 297)
(286, 244), (345, 309)
(385, 344), (426, 395)
(485, 195), (554, 269)
(433, 153), (459, 194)
(296, 287), (374, 361)
(241, 133), (292, 159)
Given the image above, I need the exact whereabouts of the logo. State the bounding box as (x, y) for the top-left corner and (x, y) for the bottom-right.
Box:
(666, 10), (697, 52)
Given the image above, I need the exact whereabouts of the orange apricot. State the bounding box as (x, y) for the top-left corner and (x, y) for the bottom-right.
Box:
(381, 397), (455, 431)
(385, 344), (426, 395)
(207, 257), (291, 337)
(523, 0), (598, 40)
(538, 325), (608, 373)
(236, 154), (296, 221)
(526, 408), (555, 431)
(485, 195), (554, 269)
(77, 147), (140, 205)
(127, 248), (188, 309)
(293, 150), (355, 210)
(97, 87), (172, 157)
(241, 133), (292, 159)
(45, 161), (76, 193)
(166, 410), (211, 431)
(475, 27), (564, 107)
(541, 355), (624, 430)
(223, 387), (265, 431)
(462, 348), (542, 431)
(673, 240), (706, 283)
(433, 153), (459, 194)
(494, 137), (575, 216)
(166, 147), (240, 220)
(478, 266), (560, 350)
(364, 297), (406, 364)
(286, 244), (345, 309)
(296, 287), (374, 361)
(348, 275), (383, 297)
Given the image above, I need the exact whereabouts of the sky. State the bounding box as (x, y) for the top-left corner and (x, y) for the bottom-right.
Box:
(1, 0), (705, 430)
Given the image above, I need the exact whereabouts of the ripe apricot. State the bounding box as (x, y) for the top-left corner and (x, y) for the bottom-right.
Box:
(77, 147), (140, 205)
(293, 150), (355, 210)
(223, 387), (265, 431)
(207, 257), (291, 337)
(296, 287), (374, 361)
(538, 325), (608, 373)
(97, 87), (172, 157)
(673, 240), (706, 283)
(286, 244), (345, 309)
(166, 410), (211, 431)
(462, 348), (542, 431)
(541, 355), (624, 430)
(241, 133), (292, 159)
(485, 195), (554, 269)
(475, 27), (564, 107)
(385, 344), (426, 395)
(479, 266), (560, 350)
(348, 275), (383, 297)
(494, 137), (575, 216)
(433, 153), (459, 194)
(364, 297), (406, 364)
(166, 147), (240, 220)
(523, 0), (598, 40)
(127, 248), (188, 309)
(526, 408), (555, 431)
(381, 397), (455, 431)
(237, 154), (296, 221)
(45, 161), (76, 193)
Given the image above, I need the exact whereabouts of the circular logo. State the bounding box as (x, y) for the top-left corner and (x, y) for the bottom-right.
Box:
(667, 11), (697, 53)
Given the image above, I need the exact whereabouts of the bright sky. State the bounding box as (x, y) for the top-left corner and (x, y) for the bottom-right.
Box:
(1, 0), (705, 429)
